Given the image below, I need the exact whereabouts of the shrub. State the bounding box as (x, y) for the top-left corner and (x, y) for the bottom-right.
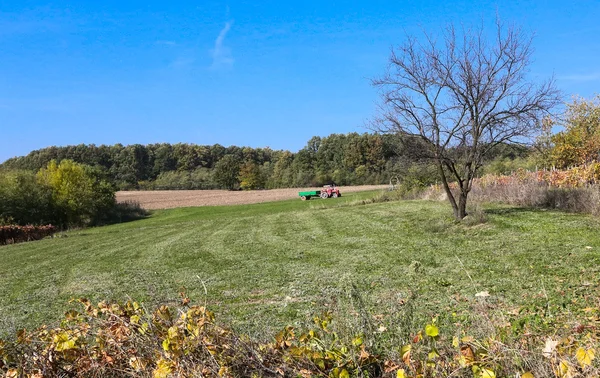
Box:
(0, 161), (118, 230)
(417, 168), (600, 217)
(102, 201), (149, 224)
(469, 170), (600, 215)
(0, 225), (56, 245)
(0, 170), (55, 226)
(551, 96), (600, 168)
(37, 160), (116, 227)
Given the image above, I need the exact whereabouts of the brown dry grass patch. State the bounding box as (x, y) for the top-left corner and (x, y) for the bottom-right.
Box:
(116, 185), (387, 209)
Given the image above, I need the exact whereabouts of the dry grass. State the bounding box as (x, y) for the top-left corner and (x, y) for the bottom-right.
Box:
(116, 185), (388, 209)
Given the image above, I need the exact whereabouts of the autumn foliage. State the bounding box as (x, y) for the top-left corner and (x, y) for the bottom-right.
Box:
(551, 96), (600, 169)
(0, 160), (116, 230)
(0, 294), (598, 377)
(0, 225), (56, 246)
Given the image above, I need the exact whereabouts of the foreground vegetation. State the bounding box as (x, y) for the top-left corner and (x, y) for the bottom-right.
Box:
(2, 291), (597, 377)
(1, 193), (599, 374)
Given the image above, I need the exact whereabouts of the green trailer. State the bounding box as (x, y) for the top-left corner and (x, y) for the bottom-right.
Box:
(298, 186), (341, 200)
(298, 190), (320, 200)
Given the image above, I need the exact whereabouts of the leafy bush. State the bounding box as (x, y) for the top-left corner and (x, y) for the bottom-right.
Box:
(478, 156), (537, 176)
(0, 160), (117, 229)
(37, 160), (116, 227)
(551, 96), (600, 168)
(0, 170), (55, 226)
(101, 201), (149, 225)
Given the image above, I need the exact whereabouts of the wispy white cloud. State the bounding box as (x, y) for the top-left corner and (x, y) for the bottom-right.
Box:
(210, 21), (234, 69)
(558, 72), (600, 82)
(169, 56), (195, 69)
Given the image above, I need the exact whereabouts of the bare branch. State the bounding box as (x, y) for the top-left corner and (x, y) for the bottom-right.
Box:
(371, 20), (561, 219)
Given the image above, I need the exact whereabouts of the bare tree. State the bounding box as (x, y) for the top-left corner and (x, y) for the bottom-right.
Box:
(371, 21), (561, 219)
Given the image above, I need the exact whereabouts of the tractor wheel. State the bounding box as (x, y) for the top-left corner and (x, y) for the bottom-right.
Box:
(301, 196), (307, 201)
(320, 192), (329, 199)
(332, 192), (338, 198)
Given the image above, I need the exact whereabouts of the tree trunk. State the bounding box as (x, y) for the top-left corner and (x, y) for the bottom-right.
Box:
(435, 161), (458, 214)
(457, 191), (468, 220)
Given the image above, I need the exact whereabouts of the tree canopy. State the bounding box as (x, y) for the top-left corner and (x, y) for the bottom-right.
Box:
(551, 96), (600, 168)
(0, 134), (405, 190)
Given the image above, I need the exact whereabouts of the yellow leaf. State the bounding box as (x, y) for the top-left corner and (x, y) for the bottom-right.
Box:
(53, 331), (76, 351)
(425, 324), (439, 338)
(458, 356), (468, 367)
(401, 344), (411, 356)
(401, 344), (411, 364)
(521, 372), (534, 378)
(339, 369), (350, 378)
(480, 368), (496, 378)
(452, 336), (459, 348)
(153, 358), (173, 378)
(397, 369), (406, 378)
(352, 336), (363, 346)
(557, 360), (573, 378)
(428, 349), (440, 360)
(576, 347), (595, 368)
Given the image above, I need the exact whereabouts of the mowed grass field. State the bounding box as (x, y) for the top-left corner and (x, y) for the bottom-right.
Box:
(1, 190), (600, 338)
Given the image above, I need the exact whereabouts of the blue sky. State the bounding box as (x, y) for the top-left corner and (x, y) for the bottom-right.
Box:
(1, 0), (599, 162)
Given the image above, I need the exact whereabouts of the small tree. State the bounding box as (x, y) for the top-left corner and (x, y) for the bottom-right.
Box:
(239, 161), (264, 190)
(372, 21), (560, 219)
(551, 96), (600, 168)
(214, 154), (241, 190)
(37, 160), (115, 227)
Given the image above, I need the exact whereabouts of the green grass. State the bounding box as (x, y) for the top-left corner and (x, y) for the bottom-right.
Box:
(1, 191), (599, 338)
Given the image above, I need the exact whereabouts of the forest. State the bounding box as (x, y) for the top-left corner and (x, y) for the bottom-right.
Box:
(1, 132), (530, 192)
(0, 133), (410, 190)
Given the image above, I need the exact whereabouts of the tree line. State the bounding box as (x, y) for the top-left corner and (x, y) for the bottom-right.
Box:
(1, 133), (411, 190)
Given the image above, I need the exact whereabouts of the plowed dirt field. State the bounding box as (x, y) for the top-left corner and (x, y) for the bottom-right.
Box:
(116, 185), (387, 209)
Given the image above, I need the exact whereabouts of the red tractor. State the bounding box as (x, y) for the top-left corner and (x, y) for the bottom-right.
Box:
(319, 184), (341, 199)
